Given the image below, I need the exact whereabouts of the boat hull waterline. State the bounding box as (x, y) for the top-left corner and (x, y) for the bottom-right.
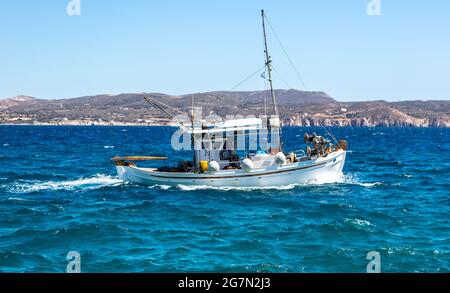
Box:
(116, 150), (346, 187)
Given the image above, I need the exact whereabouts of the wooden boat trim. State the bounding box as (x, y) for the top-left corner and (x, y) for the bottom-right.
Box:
(112, 156), (168, 162)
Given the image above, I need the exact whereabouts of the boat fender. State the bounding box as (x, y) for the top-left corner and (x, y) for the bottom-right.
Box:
(275, 152), (287, 165)
(241, 158), (254, 171)
(208, 160), (220, 172)
(200, 160), (208, 173)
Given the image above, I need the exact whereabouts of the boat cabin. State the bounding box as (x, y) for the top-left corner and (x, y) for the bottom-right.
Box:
(184, 117), (283, 172)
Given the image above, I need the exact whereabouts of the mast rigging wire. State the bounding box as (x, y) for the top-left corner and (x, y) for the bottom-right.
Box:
(144, 96), (188, 129)
(263, 15), (308, 91)
(263, 14), (338, 143)
(228, 65), (266, 92)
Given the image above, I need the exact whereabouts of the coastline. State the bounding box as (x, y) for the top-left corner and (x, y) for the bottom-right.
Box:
(0, 121), (448, 128)
(2, 92), (449, 128)
(0, 122), (168, 127)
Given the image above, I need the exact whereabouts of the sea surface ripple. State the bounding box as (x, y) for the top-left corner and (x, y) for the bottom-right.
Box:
(0, 126), (448, 272)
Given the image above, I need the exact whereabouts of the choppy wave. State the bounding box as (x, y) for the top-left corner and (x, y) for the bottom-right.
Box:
(1, 126), (448, 272)
(345, 218), (372, 228)
(7, 197), (36, 202)
(8, 174), (124, 193)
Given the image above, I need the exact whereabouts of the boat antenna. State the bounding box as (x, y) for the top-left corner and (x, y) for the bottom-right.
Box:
(191, 93), (194, 130)
(261, 9), (279, 118)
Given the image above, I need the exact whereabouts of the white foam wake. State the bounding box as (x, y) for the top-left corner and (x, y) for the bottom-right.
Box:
(146, 173), (383, 191)
(331, 173), (383, 187)
(176, 183), (302, 192)
(6, 173), (382, 193)
(9, 174), (124, 193)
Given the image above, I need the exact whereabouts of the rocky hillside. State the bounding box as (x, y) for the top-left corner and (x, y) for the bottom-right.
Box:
(0, 90), (448, 127)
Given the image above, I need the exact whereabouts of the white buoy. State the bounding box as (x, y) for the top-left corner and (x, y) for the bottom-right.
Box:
(275, 152), (287, 165)
(241, 158), (254, 171)
(209, 161), (220, 172)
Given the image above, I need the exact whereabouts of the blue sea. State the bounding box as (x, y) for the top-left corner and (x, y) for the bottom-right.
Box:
(0, 126), (448, 272)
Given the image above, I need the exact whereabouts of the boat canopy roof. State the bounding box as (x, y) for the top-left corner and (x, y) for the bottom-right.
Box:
(185, 118), (263, 134)
(221, 118), (262, 128)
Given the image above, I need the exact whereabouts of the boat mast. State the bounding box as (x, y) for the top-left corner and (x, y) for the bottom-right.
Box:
(261, 9), (279, 118)
(261, 10), (282, 152)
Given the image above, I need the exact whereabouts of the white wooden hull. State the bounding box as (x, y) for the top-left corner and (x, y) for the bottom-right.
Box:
(116, 150), (346, 187)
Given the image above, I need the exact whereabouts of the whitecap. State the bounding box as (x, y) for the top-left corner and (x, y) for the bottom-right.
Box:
(148, 184), (172, 190)
(357, 182), (382, 187)
(103, 145), (115, 149)
(9, 174), (124, 193)
(8, 197), (35, 202)
(345, 218), (372, 227)
(387, 247), (418, 256)
(335, 173), (383, 187)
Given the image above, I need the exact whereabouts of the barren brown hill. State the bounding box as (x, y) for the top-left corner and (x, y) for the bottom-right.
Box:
(0, 90), (448, 127)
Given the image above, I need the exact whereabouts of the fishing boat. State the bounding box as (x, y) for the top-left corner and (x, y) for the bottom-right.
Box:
(112, 10), (347, 187)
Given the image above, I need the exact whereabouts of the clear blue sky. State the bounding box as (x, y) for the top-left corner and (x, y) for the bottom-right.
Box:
(1, 0), (449, 101)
